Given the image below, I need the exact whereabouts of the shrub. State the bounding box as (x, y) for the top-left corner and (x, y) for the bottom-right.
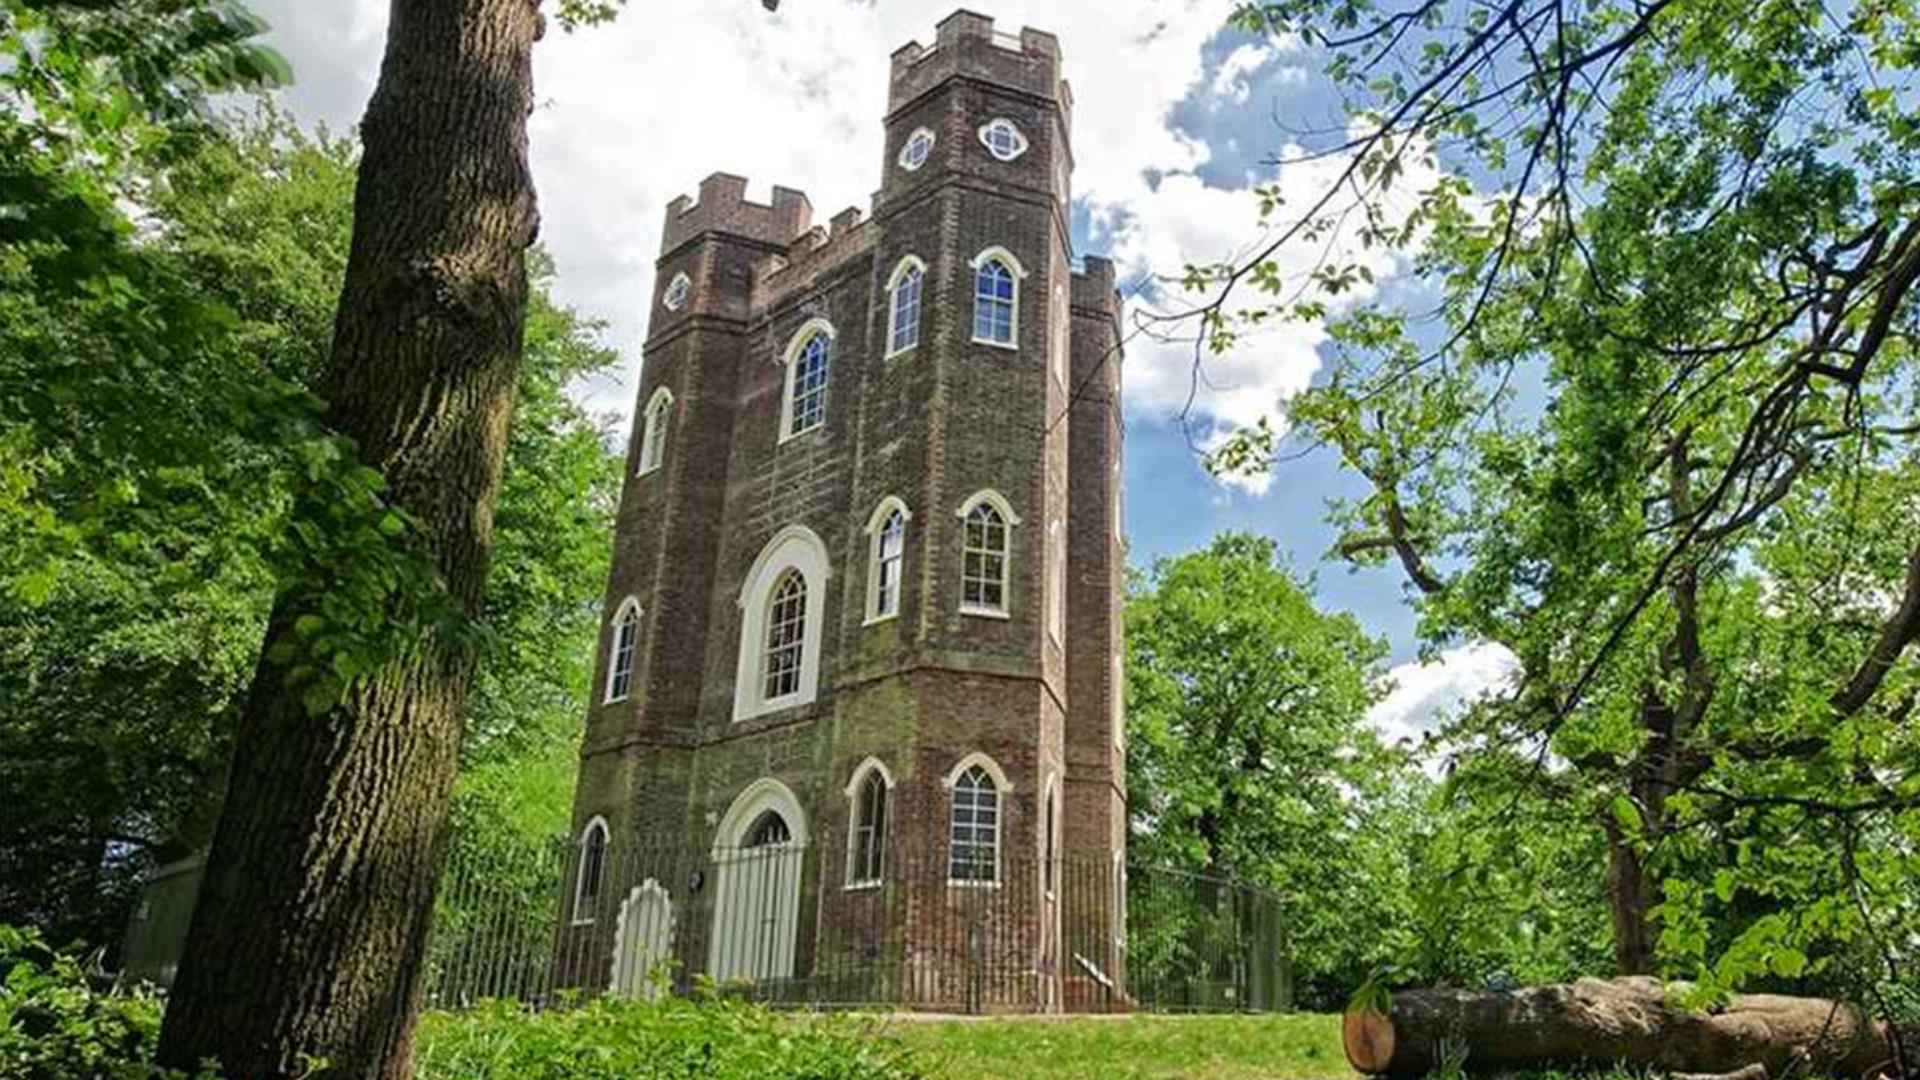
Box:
(413, 994), (927, 1080)
(0, 925), (222, 1080)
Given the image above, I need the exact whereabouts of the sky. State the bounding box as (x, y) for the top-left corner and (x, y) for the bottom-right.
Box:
(245, 0), (1516, 747)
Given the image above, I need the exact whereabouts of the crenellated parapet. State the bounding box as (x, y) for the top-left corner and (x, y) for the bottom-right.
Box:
(1070, 255), (1119, 314)
(888, 10), (1069, 118)
(751, 205), (876, 308)
(662, 172), (813, 253)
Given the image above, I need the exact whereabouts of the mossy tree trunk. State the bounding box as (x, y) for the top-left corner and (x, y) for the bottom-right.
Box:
(156, 1), (541, 1076)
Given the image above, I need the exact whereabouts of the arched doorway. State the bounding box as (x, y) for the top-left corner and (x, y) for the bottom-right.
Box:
(708, 778), (807, 984)
(610, 880), (674, 1000)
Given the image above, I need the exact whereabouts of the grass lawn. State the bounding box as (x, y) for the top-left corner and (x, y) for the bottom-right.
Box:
(881, 1012), (1359, 1080)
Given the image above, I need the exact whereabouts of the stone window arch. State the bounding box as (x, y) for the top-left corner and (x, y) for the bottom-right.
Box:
(864, 496), (912, 624)
(956, 489), (1020, 618)
(844, 756), (893, 888)
(605, 597), (643, 703)
(886, 256), (926, 357)
(779, 318), (835, 441)
(733, 525), (830, 721)
(637, 386), (673, 476)
(970, 247), (1025, 348)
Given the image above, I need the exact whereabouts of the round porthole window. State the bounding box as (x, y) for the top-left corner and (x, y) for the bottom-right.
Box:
(663, 272), (692, 311)
(978, 118), (1027, 162)
(899, 127), (935, 172)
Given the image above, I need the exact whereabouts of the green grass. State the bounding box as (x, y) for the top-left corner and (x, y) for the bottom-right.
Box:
(882, 1012), (1358, 1080)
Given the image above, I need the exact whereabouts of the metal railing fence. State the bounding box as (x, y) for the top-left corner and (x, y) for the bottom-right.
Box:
(423, 836), (1291, 1014)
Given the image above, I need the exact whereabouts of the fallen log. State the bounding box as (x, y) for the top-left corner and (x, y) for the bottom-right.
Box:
(1343, 977), (1903, 1078)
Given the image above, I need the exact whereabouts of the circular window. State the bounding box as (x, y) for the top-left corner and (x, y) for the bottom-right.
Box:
(898, 127), (935, 172)
(663, 272), (692, 311)
(978, 118), (1028, 162)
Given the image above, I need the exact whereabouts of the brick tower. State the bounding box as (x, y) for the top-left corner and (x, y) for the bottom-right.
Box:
(563, 10), (1125, 1012)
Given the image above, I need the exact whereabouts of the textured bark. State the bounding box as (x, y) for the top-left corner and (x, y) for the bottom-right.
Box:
(156, 1), (540, 1077)
(1344, 978), (1903, 1078)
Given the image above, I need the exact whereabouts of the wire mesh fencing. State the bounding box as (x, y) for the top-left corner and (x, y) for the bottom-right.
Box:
(423, 837), (1291, 1015)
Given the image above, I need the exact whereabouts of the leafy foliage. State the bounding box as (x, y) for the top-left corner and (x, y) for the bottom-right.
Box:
(412, 996), (926, 1080)
(0, 925), (225, 1080)
(0, 89), (620, 950)
(1190, 0), (1920, 1008)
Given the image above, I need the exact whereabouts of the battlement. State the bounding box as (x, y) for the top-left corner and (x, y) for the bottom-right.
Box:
(752, 205), (875, 307)
(662, 172), (812, 252)
(888, 10), (1068, 116)
(1070, 255), (1120, 312)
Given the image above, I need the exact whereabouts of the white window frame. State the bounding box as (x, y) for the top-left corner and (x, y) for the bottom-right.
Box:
(663, 272), (692, 311)
(898, 126), (936, 172)
(1051, 282), (1069, 387)
(843, 756), (894, 890)
(885, 256), (926, 359)
(732, 525), (831, 721)
(977, 117), (1028, 162)
(571, 815), (610, 925)
(969, 246), (1026, 350)
(636, 386), (673, 476)
(604, 597), (643, 703)
(956, 488), (1020, 619)
(943, 752), (1012, 887)
(1043, 773), (1060, 900)
(864, 496), (912, 625)
(778, 318), (836, 443)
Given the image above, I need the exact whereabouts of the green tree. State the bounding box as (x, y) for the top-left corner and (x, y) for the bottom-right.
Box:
(1190, 0), (1920, 1001)
(1125, 533), (1410, 1002)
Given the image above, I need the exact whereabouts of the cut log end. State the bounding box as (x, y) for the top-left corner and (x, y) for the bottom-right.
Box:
(1343, 1007), (1396, 1074)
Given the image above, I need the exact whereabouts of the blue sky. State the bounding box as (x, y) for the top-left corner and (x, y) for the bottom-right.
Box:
(246, 0), (1515, 743)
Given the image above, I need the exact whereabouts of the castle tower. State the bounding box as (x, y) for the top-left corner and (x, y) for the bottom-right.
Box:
(562, 11), (1124, 1012)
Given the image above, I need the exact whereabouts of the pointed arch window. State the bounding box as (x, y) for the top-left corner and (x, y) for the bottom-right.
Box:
(970, 247), (1025, 348)
(957, 490), (1019, 617)
(762, 569), (807, 701)
(780, 320), (834, 440)
(946, 755), (1010, 885)
(845, 759), (893, 888)
(605, 598), (642, 703)
(572, 816), (609, 924)
(637, 387), (673, 476)
(887, 257), (925, 357)
(865, 497), (911, 624)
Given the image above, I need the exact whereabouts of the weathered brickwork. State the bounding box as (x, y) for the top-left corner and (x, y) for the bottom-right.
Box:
(567, 10), (1123, 1012)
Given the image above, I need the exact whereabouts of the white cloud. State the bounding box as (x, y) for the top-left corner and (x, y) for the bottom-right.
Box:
(1208, 43), (1273, 105)
(1367, 642), (1520, 750)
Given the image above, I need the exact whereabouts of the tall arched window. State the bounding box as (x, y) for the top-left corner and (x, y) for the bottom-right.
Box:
(762, 569), (807, 701)
(946, 755), (1009, 884)
(887, 257), (924, 357)
(865, 497), (911, 623)
(846, 759), (891, 887)
(572, 816), (609, 924)
(957, 490), (1018, 617)
(972, 256), (1016, 346)
(733, 525), (830, 721)
(637, 387), (673, 476)
(605, 598), (642, 703)
(781, 322), (834, 440)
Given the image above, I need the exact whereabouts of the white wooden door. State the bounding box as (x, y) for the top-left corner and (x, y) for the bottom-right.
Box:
(708, 811), (800, 983)
(610, 881), (673, 999)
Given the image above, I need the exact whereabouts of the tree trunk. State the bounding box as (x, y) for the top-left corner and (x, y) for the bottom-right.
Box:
(1603, 807), (1658, 975)
(156, 1), (540, 1077)
(1343, 978), (1902, 1078)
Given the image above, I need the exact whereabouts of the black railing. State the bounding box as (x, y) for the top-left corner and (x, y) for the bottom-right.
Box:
(424, 838), (1291, 1014)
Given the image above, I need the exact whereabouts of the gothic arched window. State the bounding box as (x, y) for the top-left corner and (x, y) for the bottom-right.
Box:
(781, 322), (834, 440)
(887, 258), (924, 357)
(762, 569), (808, 702)
(866, 498), (910, 622)
(972, 255), (1017, 346)
(847, 763), (889, 886)
(947, 756), (1008, 884)
(572, 816), (609, 924)
(605, 598), (642, 703)
(957, 490), (1018, 617)
(637, 387), (673, 476)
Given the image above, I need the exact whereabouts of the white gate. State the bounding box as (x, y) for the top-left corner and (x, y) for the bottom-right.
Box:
(610, 879), (673, 999)
(708, 808), (802, 983)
